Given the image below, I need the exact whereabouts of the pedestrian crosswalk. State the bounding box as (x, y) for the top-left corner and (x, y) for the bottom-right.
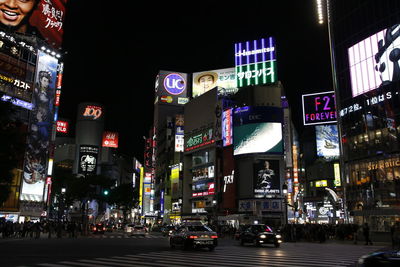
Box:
(30, 242), (384, 267)
(88, 234), (164, 239)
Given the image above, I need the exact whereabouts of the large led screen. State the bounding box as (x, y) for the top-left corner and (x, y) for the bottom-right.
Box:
(348, 24), (400, 97)
(192, 68), (238, 98)
(254, 159), (281, 198)
(233, 106), (283, 156)
(315, 124), (340, 160)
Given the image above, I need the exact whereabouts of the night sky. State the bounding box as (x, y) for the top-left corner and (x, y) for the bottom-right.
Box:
(58, 0), (332, 161)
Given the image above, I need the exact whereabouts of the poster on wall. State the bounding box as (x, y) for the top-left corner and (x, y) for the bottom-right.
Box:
(254, 159), (281, 198)
(20, 50), (58, 201)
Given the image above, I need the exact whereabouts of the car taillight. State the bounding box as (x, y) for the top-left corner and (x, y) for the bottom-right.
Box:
(211, 235), (218, 239)
(189, 235), (198, 239)
(93, 227), (97, 231)
(103, 227), (106, 231)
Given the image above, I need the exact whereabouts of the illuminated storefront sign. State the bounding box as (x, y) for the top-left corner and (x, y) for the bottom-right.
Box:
(102, 131), (119, 148)
(238, 199), (282, 212)
(348, 24), (400, 98)
(222, 108), (233, 146)
(164, 73), (186, 95)
(1, 95), (33, 110)
(302, 91), (337, 126)
(315, 180), (328, 187)
(334, 163), (341, 187)
(234, 37), (277, 87)
(56, 120), (68, 133)
(155, 71), (188, 105)
(185, 128), (214, 152)
(83, 105), (102, 120)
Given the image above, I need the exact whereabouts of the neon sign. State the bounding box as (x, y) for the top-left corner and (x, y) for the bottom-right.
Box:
(302, 91), (337, 126)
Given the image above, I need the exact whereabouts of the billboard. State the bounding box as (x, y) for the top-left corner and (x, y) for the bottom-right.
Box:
(302, 91), (337, 126)
(192, 68), (238, 98)
(102, 131), (119, 148)
(233, 106), (283, 156)
(254, 159), (281, 198)
(0, 0), (68, 49)
(56, 120), (68, 133)
(222, 108), (233, 147)
(155, 71), (189, 105)
(348, 24), (400, 97)
(315, 124), (340, 160)
(21, 50), (58, 201)
(78, 145), (99, 175)
(234, 37), (277, 87)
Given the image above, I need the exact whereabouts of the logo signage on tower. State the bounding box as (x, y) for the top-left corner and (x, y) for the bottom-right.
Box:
(155, 71), (188, 105)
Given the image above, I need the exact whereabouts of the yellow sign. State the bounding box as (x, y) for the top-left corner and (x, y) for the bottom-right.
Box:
(315, 180), (328, 187)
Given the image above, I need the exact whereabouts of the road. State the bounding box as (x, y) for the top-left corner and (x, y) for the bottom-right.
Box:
(0, 232), (387, 267)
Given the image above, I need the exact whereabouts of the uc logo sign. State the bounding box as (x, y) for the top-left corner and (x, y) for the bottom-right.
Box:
(163, 73), (186, 95)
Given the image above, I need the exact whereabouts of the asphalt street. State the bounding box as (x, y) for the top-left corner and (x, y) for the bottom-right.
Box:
(0, 232), (388, 267)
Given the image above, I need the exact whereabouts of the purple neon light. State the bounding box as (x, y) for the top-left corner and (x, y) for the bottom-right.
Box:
(246, 41), (250, 66)
(262, 38), (266, 62)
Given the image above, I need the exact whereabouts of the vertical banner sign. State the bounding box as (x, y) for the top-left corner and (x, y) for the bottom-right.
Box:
(235, 37), (277, 87)
(222, 108), (233, 146)
(21, 51), (58, 202)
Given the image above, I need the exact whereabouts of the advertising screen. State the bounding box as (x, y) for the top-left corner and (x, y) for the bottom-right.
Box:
(192, 68), (238, 98)
(21, 50), (58, 201)
(254, 159), (281, 198)
(315, 124), (340, 160)
(102, 131), (119, 148)
(155, 71), (188, 105)
(302, 91), (337, 126)
(233, 106), (283, 156)
(234, 37), (277, 87)
(78, 145), (99, 175)
(348, 24), (400, 97)
(56, 120), (68, 133)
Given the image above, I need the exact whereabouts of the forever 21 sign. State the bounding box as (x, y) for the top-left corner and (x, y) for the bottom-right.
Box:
(302, 91), (337, 126)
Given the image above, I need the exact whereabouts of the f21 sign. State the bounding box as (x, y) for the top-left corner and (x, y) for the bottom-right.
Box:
(302, 91), (337, 126)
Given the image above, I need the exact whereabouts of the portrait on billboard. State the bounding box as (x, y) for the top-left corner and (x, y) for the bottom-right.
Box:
(192, 68), (238, 98)
(0, 0), (68, 49)
(21, 50), (58, 201)
(254, 159), (280, 198)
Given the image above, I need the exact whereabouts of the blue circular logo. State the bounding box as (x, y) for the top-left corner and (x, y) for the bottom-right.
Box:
(163, 73), (186, 95)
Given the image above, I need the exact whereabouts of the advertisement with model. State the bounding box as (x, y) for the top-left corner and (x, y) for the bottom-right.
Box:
(192, 68), (238, 98)
(253, 159), (281, 198)
(20, 50), (58, 201)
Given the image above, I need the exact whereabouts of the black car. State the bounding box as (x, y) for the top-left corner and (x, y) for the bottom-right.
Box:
(169, 222), (218, 251)
(357, 249), (400, 266)
(162, 225), (177, 237)
(239, 224), (282, 247)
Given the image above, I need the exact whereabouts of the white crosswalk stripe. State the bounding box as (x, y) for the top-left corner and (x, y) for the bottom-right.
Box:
(88, 234), (164, 239)
(34, 242), (384, 267)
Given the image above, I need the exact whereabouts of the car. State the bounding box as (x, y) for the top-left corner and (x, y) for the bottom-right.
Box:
(234, 225), (250, 240)
(125, 224), (147, 236)
(92, 223), (106, 234)
(169, 222), (218, 251)
(239, 224), (282, 247)
(357, 249), (400, 266)
(162, 225), (177, 237)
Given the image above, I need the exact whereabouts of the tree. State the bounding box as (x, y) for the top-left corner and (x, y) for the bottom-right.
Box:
(108, 183), (138, 223)
(0, 95), (25, 206)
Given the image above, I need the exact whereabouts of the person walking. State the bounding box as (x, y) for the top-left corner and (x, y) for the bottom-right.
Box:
(363, 223), (373, 245)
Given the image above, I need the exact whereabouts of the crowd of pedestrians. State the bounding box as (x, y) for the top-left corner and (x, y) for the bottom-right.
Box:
(0, 219), (82, 239)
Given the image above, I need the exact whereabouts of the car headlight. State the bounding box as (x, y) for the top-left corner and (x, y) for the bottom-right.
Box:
(276, 234), (281, 239)
(260, 234), (266, 238)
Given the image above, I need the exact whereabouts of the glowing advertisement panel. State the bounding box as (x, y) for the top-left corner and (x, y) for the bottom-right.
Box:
(233, 106), (283, 156)
(222, 108), (233, 147)
(102, 131), (119, 148)
(348, 24), (400, 97)
(254, 159), (281, 198)
(234, 37), (277, 87)
(78, 145), (99, 175)
(21, 51), (58, 201)
(315, 124), (340, 160)
(155, 71), (188, 105)
(192, 68), (238, 98)
(302, 91), (337, 126)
